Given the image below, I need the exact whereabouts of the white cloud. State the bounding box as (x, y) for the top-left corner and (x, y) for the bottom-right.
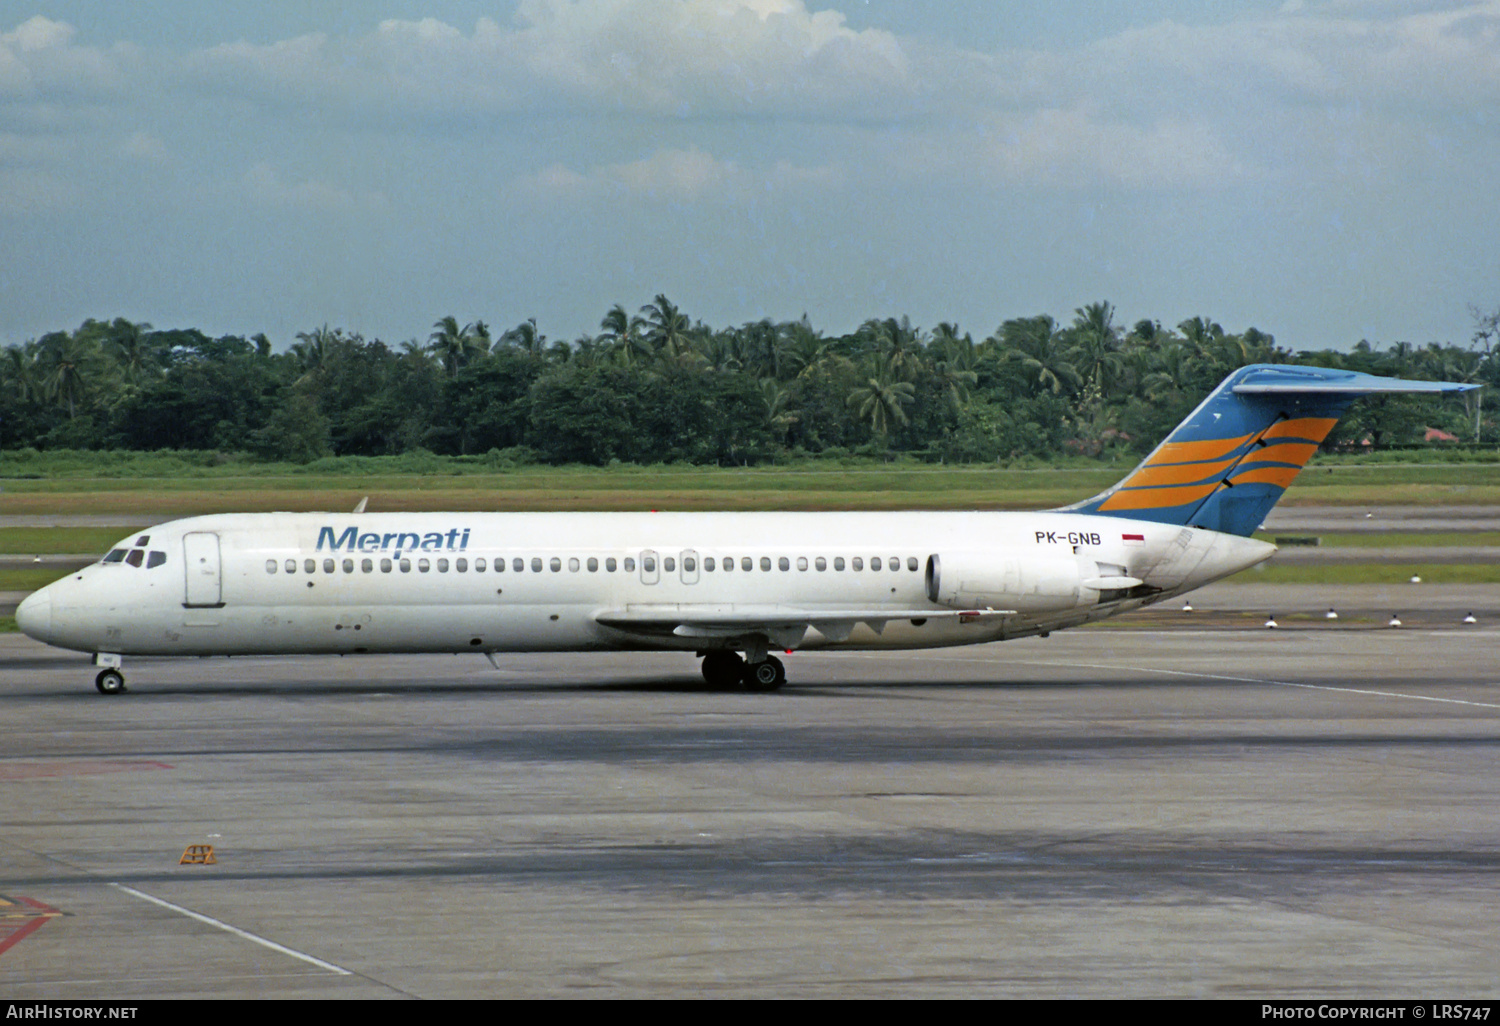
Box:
(117, 131), (168, 163)
(975, 108), (1244, 190)
(1080, 2), (1500, 117)
(521, 145), (839, 203)
(2, 14), (74, 51)
(186, 1), (914, 121)
(0, 15), (138, 99)
(240, 162), (386, 213)
(0, 166), (77, 215)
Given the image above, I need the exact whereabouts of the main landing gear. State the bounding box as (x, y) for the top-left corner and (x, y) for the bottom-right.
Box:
(699, 651), (786, 692)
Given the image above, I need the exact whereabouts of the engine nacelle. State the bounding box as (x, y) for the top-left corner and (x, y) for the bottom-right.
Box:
(925, 551), (1084, 613)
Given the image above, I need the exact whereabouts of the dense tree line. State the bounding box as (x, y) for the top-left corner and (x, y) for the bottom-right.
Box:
(2, 300), (1496, 464)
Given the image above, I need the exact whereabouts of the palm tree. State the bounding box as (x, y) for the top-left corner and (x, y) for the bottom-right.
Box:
(599, 304), (649, 367)
(428, 316), (488, 377)
(866, 316), (925, 381)
(99, 318), (157, 384)
(847, 357), (916, 439)
(293, 324), (342, 382)
(640, 294), (692, 361)
(777, 317), (834, 380)
(1067, 301), (1124, 396)
(997, 315), (1079, 395)
(3, 341), (42, 403)
(36, 331), (101, 419)
(500, 318), (547, 359)
(760, 377), (799, 443)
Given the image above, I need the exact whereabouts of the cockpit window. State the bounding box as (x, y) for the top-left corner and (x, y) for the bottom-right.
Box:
(135, 535), (150, 546)
(147, 551), (166, 568)
(102, 549), (127, 564)
(125, 549), (144, 567)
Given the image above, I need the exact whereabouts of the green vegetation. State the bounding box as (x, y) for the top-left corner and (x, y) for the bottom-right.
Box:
(1240, 563), (1500, 585)
(0, 528), (145, 553)
(3, 459), (1500, 516)
(0, 567), (79, 591)
(1254, 531), (1500, 548)
(3, 301), (1496, 467)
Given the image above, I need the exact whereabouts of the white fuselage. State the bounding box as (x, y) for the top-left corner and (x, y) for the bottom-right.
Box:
(16, 510), (1274, 661)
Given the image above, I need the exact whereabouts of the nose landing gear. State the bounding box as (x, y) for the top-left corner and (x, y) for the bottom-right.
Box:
(95, 669), (127, 695)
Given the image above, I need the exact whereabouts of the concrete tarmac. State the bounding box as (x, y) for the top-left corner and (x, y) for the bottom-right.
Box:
(2, 626), (1499, 999)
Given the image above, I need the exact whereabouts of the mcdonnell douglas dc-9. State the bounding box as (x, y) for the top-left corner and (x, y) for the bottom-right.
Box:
(16, 364), (1473, 694)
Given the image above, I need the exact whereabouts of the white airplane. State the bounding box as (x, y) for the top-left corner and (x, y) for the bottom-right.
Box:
(15, 364), (1473, 694)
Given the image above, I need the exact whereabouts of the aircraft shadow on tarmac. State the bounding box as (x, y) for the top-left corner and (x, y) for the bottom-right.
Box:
(10, 673), (1326, 699)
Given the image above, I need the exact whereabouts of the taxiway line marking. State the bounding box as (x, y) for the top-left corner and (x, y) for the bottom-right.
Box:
(110, 883), (352, 976)
(0, 899), (60, 957)
(867, 650), (1500, 711)
(1015, 659), (1500, 711)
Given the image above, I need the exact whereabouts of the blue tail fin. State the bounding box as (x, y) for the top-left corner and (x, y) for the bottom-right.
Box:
(1063, 364), (1474, 537)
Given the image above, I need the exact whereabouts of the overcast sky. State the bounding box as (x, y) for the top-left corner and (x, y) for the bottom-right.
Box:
(2, 1), (1496, 352)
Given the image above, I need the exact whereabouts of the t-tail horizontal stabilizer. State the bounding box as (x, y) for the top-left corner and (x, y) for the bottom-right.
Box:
(1063, 364), (1475, 537)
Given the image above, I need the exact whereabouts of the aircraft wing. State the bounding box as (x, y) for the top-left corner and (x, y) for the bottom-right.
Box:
(594, 605), (1015, 647)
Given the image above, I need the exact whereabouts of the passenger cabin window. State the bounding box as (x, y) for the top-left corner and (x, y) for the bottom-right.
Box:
(324, 558), (335, 573)
(606, 557), (617, 572)
(419, 558), (430, 573)
(587, 557), (598, 572)
(531, 558), (543, 572)
(852, 557), (863, 571)
(871, 557), (882, 571)
(381, 558), (392, 573)
(759, 557), (771, 571)
(907, 557), (919, 571)
(815, 557), (826, 571)
(265, 559), (277, 574)
(456, 558), (468, 572)
(304, 558), (316, 574)
(437, 558), (449, 572)
(400, 559), (412, 573)
(285, 559), (297, 573)
(549, 557), (561, 572)
(569, 557), (580, 572)
(342, 558), (355, 573)
(834, 557), (845, 571)
(362, 559), (373, 573)
(475, 558), (486, 572)
(704, 557), (715, 572)
(515, 558), (526, 572)
(778, 557), (789, 571)
(642, 556), (657, 573)
(624, 557), (636, 572)
(663, 557), (675, 573)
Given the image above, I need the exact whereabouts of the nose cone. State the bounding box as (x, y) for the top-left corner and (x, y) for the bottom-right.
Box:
(15, 589), (52, 642)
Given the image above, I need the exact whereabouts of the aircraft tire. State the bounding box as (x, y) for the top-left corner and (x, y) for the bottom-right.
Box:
(95, 669), (126, 695)
(701, 651), (744, 690)
(744, 656), (785, 693)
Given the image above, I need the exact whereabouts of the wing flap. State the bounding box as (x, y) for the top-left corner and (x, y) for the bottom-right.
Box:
(595, 605), (1015, 644)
